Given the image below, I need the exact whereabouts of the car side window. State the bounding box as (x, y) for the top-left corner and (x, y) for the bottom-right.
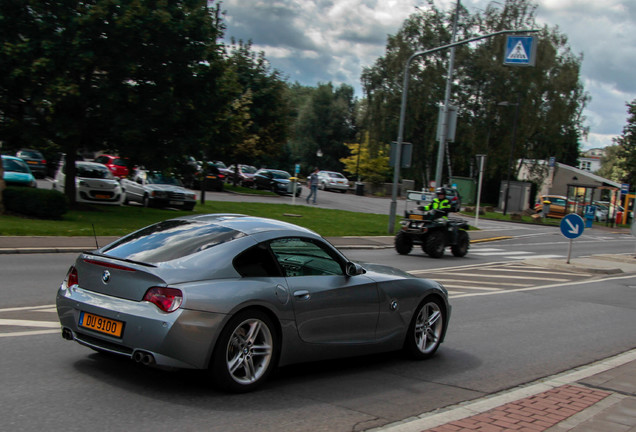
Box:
(269, 238), (344, 277)
(233, 244), (283, 278)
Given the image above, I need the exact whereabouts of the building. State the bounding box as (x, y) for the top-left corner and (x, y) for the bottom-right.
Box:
(516, 159), (621, 210)
(577, 148), (605, 173)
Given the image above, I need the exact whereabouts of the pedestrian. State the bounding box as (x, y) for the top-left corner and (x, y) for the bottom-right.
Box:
(306, 167), (319, 204)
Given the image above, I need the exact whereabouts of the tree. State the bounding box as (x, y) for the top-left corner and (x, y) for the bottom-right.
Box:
(291, 83), (357, 174)
(220, 40), (290, 172)
(0, 0), (228, 205)
(339, 132), (390, 184)
(612, 100), (636, 186)
(597, 144), (627, 183)
(360, 0), (588, 202)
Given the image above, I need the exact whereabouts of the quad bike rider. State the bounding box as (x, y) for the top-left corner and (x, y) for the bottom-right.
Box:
(394, 187), (470, 258)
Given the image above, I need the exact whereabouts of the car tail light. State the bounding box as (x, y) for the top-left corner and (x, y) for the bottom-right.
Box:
(218, 174), (225, 180)
(66, 266), (79, 287)
(143, 287), (183, 313)
(42, 159), (47, 164)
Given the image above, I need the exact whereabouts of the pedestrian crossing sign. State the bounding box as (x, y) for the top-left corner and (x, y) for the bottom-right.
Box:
(504, 35), (537, 66)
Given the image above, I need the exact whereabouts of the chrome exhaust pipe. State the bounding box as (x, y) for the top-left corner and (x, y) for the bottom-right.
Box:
(141, 353), (155, 366)
(62, 328), (74, 340)
(132, 350), (155, 366)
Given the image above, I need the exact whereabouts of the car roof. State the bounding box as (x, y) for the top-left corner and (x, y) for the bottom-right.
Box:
(3, 155), (24, 162)
(177, 214), (318, 236)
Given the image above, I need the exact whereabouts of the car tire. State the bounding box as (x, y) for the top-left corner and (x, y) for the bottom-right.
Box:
(319, 182), (326, 191)
(424, 231), (445, 258)
(142, 195), (150, 208)
(394, 232), (413, 255)
(451, 230), (469, 257)
(211, 310), (279, 393)
(403, 297), (445, 359)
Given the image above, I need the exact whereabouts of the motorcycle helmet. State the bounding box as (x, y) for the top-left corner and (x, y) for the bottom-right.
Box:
(435, 187), (446, 195)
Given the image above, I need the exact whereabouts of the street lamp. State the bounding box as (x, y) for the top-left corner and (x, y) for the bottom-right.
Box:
(498, 97), (520, 216)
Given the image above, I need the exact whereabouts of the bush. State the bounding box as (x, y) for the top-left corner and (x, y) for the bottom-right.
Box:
(3, 186), (68, 219)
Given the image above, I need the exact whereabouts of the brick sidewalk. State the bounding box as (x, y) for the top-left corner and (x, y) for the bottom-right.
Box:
(424, 385), (611, 432)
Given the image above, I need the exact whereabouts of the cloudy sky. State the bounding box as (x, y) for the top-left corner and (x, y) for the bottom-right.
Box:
(220, 0), (636, 150)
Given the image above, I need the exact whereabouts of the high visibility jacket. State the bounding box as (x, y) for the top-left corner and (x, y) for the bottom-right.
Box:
(425, 198), (451, 216)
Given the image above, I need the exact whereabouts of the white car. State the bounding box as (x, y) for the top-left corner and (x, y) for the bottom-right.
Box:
(316, 171), (350, 193)
(53, 160), (124, 205)
(120, 169), (197, 210)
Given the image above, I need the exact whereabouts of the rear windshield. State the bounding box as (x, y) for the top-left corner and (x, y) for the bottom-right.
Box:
(19, 150), (43, 159)
(102, 220), (245, 263)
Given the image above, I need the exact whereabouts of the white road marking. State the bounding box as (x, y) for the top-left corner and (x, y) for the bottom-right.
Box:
(0, 319), (60, 328)
(0, 304), (55, 313)
(471, 251), (533, 256)
(508, 254), (565, 260)
(0, 330), (59, 338)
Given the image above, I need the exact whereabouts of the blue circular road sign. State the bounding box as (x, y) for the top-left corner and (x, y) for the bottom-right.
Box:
(560, 214), (585, 239)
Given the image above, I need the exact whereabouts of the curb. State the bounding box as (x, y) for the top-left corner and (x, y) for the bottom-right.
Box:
(524, 258), (623, 275)
(373, 348), (636, 432)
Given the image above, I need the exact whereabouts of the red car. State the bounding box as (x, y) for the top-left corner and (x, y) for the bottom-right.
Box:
(94, 154), (129, 179)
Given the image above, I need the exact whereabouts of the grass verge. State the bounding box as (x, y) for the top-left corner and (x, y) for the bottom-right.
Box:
(0, 201), (400, 237)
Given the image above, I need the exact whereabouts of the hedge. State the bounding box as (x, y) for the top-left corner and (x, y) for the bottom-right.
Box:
(3, 186), (68, 219)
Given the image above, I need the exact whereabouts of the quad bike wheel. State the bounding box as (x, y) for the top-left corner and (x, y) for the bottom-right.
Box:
(424, 231), (445, 258)
(451, 230), (469, 257)
(394, 231), (413, 255)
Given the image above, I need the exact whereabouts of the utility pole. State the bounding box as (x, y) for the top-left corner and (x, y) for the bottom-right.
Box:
(434, 0), (461, 190)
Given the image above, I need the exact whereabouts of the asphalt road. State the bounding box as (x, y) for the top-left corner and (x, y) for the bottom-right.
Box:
(3, 225), (636, 431)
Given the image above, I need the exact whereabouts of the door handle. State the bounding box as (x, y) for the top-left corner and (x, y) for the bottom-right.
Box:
(293, 290), (310, 300)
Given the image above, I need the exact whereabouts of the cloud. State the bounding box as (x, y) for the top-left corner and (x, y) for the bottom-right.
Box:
(219, 0), (636, 149)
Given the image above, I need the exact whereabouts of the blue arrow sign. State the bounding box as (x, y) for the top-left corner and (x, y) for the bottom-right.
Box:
(560, 214), (585, 239)
(504, 36), (537, 66)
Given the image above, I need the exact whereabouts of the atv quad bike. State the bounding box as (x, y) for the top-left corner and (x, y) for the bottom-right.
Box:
(394, 191), (470, 258)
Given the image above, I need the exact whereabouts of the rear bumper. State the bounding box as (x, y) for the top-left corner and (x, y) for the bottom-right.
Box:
(56, 285), (225, 369)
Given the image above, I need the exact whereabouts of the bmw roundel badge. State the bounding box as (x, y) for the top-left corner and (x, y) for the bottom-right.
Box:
(102, 270), (111, 284)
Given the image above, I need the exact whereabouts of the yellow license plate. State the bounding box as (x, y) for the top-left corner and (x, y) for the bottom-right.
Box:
(206, 175), (217, 179)
(27, 161), (37, 164)
(95, 194), (110, 199)
(408, 214), (424, 220)
(79, 312), (124, 337)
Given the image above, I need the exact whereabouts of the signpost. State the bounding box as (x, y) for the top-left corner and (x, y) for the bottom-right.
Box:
(631, 221), (636, 258)
(560, 214), (585, 264)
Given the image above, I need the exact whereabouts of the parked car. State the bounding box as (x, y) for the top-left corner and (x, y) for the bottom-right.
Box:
(592, 202), (609, 222)
(94, 154), (129, 179)
(211, 160), (232, 178)
(56, 214), (451, 392)
(442, 187), (461, 212)
(533, 195), (569, 218)
(314, 171), (350, 193)
(53, 160), (124, 205)
(226, 164), (257, 187)
(16, 149), (47, 179)
(2, 155), (37, 187)
(253, 169), (302, 196)
(121, 169), (196, 210)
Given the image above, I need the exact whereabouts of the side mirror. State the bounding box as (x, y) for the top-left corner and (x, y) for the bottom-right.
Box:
(345, 262), (366, 277)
